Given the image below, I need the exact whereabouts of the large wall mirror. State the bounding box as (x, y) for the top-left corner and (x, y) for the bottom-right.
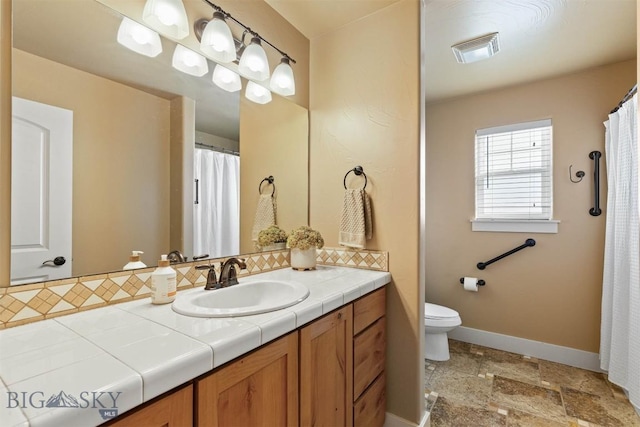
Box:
(9, 0), (308, 286)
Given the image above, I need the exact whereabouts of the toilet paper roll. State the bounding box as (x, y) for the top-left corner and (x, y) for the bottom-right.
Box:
(463, 277), (479, 292)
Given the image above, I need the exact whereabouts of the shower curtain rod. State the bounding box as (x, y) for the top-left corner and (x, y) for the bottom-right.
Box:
(195, 142), (239, 156)
(610, 84), (637, 114)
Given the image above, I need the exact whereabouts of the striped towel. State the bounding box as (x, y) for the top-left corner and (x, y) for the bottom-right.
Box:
(252, 194), (276, 241)
(339, 188), (372, 248)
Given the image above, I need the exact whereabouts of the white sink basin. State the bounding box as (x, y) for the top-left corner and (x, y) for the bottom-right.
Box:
(171, 279), (310, 318)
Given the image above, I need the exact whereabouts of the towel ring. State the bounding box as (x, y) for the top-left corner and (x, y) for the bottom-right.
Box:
(343, 166), (367, 190)
(258, 176), (275, 196)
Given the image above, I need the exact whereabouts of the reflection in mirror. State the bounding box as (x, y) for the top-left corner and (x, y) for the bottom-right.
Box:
(10, 0), (308, 286)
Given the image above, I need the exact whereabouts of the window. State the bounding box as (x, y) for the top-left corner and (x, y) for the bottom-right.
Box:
(473, 119), (558, 233)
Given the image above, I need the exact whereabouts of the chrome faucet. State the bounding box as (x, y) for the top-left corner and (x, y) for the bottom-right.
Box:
(219, 258), (247, 287)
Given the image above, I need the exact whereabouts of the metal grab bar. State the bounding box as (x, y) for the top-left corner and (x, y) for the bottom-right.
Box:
(589, 151), (602, 216)
(477, 239), (536, 270)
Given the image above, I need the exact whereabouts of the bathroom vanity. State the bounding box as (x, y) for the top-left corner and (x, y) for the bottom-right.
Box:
(0, 266), (389, 427)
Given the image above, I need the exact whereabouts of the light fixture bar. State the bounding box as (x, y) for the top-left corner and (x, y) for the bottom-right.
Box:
(201, 0), (296, 65)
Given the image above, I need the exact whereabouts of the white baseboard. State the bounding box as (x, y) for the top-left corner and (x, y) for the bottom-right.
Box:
(448, 326), (602, 372)
(384, 411), (430, 427)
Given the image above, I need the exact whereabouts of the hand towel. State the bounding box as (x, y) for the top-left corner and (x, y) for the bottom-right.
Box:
(339, 188), (373, 248)
(252, 194), (276, 241)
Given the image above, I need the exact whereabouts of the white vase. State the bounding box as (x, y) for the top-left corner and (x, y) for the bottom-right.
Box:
(290, 248), (317, 270)
(262, 242), (286, 251)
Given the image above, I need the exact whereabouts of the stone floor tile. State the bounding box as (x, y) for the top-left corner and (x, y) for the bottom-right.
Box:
(491, 376), (566, 423)
(430, 396), (507, 427)
(505, 407), (568, 426)
(428, 349), (483, 376)
(480, 347), (541, 385)
(448, 339), (472, 354)
(562, 387), (640, 427)
(539, 360), (612, 397)
(428, 366), (493, 408)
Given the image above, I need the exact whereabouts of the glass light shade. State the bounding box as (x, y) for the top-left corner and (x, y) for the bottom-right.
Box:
(238, 37), (270, 81)
(172, 45), (208, 77)
(142, 0), (189, 39)
(117, 17), (162, 58)
(269, 57), (295, 96)
(200, 12), (236, 63)
(245, 81), (272, 104)
(212, 65), (241, 92)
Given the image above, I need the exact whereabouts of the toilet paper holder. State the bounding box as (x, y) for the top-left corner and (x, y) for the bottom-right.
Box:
(459, 278), (486, 286)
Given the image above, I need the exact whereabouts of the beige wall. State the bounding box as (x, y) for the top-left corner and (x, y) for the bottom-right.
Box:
(309, 0), (423, 422)
(0, 0), (10, 285)
(13, 49), (171, 276)
(240, 95), (308, 253)
(425, 60), (636, 353)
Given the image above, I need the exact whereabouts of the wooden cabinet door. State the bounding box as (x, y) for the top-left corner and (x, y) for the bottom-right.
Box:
(196, 332), (299, 427)
(300, 305), (353, 427)
(109, 384), (192, 427)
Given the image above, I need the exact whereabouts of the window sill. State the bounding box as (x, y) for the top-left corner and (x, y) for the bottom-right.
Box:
(471, 219), (559, 234)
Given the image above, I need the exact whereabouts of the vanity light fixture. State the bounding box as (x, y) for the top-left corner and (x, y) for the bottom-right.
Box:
(212, 64), (242, 92)
(117, 17), (163, 58)
(142, 0), (189, 40)
(245, 81), (272, 104)
(452, 32), (500, 64)
(270, 57), (295, 96)
(238, 37), (270, 81)
(198, 12), (236, 63)
(115, 0), (296, 105)
(172, 45), (209, 76)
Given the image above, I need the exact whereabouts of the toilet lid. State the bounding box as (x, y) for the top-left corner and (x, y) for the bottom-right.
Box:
(424, 303), (459, 319)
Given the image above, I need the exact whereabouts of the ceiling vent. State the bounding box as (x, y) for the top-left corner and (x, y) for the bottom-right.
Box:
(452, 32), (500, 64)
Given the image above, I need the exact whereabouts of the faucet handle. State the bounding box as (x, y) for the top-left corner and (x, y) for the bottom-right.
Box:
(196, 265), (219, 290)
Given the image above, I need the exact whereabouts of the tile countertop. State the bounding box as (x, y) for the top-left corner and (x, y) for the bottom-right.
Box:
(0, 266), (391, 427)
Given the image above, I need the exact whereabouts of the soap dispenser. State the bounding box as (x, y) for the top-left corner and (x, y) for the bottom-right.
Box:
(123, 251), (146, 270)
(150, 254), (177, 304)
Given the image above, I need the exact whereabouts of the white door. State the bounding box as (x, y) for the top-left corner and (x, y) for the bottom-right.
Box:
(11, 97), (73, 285)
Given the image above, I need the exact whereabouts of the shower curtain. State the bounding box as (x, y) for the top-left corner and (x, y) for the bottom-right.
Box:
(600, 93), (639, 410)
(193, 148), (240, 259)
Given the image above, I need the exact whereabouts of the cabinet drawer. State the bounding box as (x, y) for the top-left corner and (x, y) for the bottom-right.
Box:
(354, 372), (385, 427)
(353, 317), (385, 400)
(353, 288), (386, 335)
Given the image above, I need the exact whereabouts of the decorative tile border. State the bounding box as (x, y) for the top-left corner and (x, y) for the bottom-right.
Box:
(317, 247), (388, 271)
(0, 247), (387, 329)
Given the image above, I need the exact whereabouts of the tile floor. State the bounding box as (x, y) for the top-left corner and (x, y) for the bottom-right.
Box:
(425, 340), (640, 427)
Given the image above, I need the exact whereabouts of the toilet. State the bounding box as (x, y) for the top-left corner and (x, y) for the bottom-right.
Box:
(424, 303), (462, 361)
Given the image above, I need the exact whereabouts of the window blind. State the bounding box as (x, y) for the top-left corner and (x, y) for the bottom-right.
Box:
(475, 119), (553, 220)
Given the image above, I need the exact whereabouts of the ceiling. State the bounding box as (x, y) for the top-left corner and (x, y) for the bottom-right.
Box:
(265, 0), (401, 39)
(266, 0), (637, 103)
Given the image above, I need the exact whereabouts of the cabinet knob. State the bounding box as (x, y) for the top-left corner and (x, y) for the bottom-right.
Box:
(337, 312), (342, 320)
